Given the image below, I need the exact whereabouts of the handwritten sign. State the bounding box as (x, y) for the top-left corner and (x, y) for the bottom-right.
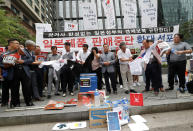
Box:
(139, 0), (158, 28)
(81, 2), (98, 30)
(102, 0), (116, 29)
(122, 0), (137, 29)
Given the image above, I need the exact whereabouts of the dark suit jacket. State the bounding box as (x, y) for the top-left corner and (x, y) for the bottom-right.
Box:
(100, 52), (116, 73)
(21, 48), (35, 78)
(0, 52), (14, 80)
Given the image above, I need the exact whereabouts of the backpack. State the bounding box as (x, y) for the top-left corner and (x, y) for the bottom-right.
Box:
(186, 80), (193, 94)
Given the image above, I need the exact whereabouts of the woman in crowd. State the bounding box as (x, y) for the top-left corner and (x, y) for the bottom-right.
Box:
(84, 47), (102, 90)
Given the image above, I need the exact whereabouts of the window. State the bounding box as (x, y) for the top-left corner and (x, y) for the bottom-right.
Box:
(41, 6), (45, 13)
(23, 15), (29, 24)
(35, 6), (40, 15)
(72, 1), (77, 18)
(65, 1), (70, 18)
(59, 0), (64, 18)
(11, 5), (20, 15)
(41, 0), (45, 5)
(26, 0), (32, 6)
(41, 14), (45, 21)
(97, 0), (102, 17)
(35, 0), (39, 6)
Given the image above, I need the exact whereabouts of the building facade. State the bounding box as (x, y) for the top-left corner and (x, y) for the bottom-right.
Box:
(53, 0), (193, 32)
(0, 0), (54, 35)
(161, 0), (193, 26)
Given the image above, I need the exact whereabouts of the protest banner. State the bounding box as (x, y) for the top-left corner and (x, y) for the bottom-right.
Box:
(38, 25), (179, 52)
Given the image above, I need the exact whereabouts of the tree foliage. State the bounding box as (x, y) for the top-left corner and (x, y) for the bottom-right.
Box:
(0, 9), (35, 46)
(180, 20), (193, 44)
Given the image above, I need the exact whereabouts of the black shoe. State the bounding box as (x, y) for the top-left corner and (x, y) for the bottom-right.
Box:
(34, 98), (44, 101)
(113, 91), (118, 95)
(10, 103), (20, 108)
(1, 103), (8, 107)
(179, 87), (185, 93)
(130, 89), (137, 93)
(142, 89), (149, 93)
(55, 93), (60, 96)
(125, 90), (130, 94)
(106, 91), (111, 95)
(47, 95), (51, 99)
(40, 94), (46, 97)
(154, 91), (159, 96)
(26, 102), (34, 106)
(175, 81), (178, 85)
(165, 87), (174, 91)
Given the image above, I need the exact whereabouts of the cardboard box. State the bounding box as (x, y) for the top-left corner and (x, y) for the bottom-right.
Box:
(89, 106), (112, 128)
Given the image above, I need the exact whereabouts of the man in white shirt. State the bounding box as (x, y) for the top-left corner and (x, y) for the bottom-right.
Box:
(76, 44), (90, 73)
(117, 42), (137, 94)
(77, 44), (90, 64)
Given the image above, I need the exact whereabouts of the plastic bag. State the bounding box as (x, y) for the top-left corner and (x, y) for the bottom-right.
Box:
(129, 58), (143, 75)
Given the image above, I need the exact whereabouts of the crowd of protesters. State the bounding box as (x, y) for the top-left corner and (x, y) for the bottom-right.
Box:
(0, 33), (192, 108)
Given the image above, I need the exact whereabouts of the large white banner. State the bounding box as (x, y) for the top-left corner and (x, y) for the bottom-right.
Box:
(81, 2), (98, 30)
(64, 21), (78, 31)
(102, 0), (116, 29)
(122, 0), (137, 29)
(139, 0), (158, 28)
(35, 23), (52, 50)
(40, 25), (179, 53)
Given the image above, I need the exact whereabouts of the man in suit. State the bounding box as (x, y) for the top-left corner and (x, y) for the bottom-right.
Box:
(100, 44), (117, 95)
(11, 40), (35, 107)
(139, 39), (162, 96)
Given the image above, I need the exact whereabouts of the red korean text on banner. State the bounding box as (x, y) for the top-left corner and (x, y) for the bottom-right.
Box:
(103, 37), (113, 46)
(66, 39), (76, 48)
(77, 38), (87, 48)
(114, 36), (123, 47)
(125, 35), (134, 45)
(43, 40), (53, 49)
(92, 37), (102, 47)
(54, 39), (64, 48)
(130, 93), (144, 106)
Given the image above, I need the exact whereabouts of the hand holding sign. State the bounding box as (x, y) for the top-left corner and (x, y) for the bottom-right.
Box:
(15, 59), (24, 64)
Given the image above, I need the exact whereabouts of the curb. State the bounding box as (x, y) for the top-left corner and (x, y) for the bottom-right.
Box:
(1, 101), (193, 126)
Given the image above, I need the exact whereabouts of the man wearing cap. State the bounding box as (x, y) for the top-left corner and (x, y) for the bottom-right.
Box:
(60, 42), (76, 97)
(117, 42), (137, 94)
(11, 40), (35, 107)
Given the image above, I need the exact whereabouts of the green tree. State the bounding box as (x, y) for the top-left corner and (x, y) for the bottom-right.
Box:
(0, 8), (35, 46)
(180, 20), (193, 44)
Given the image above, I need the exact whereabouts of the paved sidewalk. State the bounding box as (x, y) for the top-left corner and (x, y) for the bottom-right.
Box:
(1, 74), (193, 126)
(1, 110), (193, 131)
